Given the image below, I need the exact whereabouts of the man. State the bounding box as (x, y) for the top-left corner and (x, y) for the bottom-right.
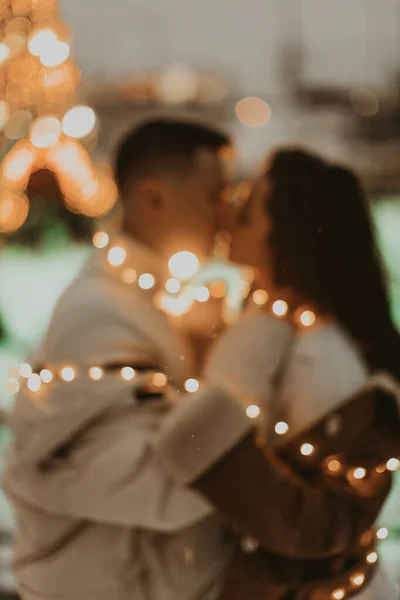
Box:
(4, 119), (363, 600)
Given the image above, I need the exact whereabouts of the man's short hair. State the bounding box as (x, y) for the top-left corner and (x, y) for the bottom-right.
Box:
(114, 119), (230, 195)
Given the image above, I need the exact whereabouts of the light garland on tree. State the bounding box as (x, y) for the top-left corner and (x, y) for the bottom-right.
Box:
(0, 0), (118, 234)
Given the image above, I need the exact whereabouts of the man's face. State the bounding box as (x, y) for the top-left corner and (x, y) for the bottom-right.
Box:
(161, 149), (230, 259)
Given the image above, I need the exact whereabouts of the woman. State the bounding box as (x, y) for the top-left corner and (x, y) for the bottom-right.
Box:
(206, 149), (400, 599)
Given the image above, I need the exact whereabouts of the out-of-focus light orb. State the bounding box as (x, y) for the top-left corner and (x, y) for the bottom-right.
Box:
(28, 28), (57, 56)
(367, 552), (378, 564)
(386, 458), (400, 472)
(327, 459), (342, 473)
(275, 421), (289, 435)
(300, 310), (316, 327)
(376, 527), (388, 541)
(107, 246), (126, 267)
(185, 378), (200, 393)
(19, 363), (32, 378)
(153, 373), (168, 388)
(27, 373), (41, 392)
(2, 146), (35, 182)
(5, 33), (25, 55)
(60, 366), (76, 382)
(7, 379), (20, 394)
(351, 573), (365, 587)
(272, 299), (288, 317)
(0, 101), (9, 130)
(300, 443), (315, 457)
(4, 110), (33, 140)
(0, 192), (29, 233)
(155, 64), (199, 104)
(0, 43), (10, 64)
(138, 273), (156, 290)
(30, 116), (61, 148)
(89, 367), (104, 381)
(62, 105), (96, 139)
(40, 40), (70, 67)
(121, 268), (137, 284)
(235, 97), (272, 128)
(252, 289), (268, 306)
(332, 589), (345, 600)
(209, 281), (226, 299)
(40, 369), (53, 383)
(349, 87), (379, 117)
(194, 286), (210, 303)
(168, 251), (199, 280)
(246, 404), (260, 419)
(121, 366), (135, 381)
(165, 278), (181, 294)
(93, 231), (109, 249)
(353, 467), (367, 480)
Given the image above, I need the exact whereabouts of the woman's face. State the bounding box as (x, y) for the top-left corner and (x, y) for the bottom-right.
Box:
(229, 176), (271, 276)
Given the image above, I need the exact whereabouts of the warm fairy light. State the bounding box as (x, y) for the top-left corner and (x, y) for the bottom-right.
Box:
(40, 369), (53, 383)
(2, 146), (35, 182)
(351, 573), (365, 587)
(107, 247), (126, 267)
(27, 373), (41, 393)
(0, 193), (29, 233)
(209, 281), (226, 299)
(60, 367), (76, 382)
(28, 28), (57, 56)
(121, 367), (135, 381)
(185, 378), (200, 393)
(353, 467), (367, 480)
(300, 443), (315, 457)
(4, 110), (33, 141)
(272, 300), (288, 317)
(246, 405), (260, 419)
(19, 363), (32, 378)
(252, 289), (268, 306)
(121, 268), (137, 284)
(0, 43), (10, 65)
(138, 273), (155, 290)
(376, 464), (386, 474)
(165, 278), (181, 294)
(386, 458), (400, 472)
(275, 421), (289, 435)
(40, 40), (70, 67)
(153, 373), (168, 388)
(155, 64), (199, 104)
(62, 105), (96, 139)
(235, 97), (271, 128)
(0, 101), (9, 130)
(168, 251), (199, 280)
(332, 589), (345, 600)
(327, 459), (342, 473)
(89, 367), (104, 381)
(194, 286), (210, 303)
(93, 232), (109, 249)
(300, 310), (316, 327)
(366, 552), (378, 564)
(376, 527), (388, 540)
(6, 379), (20, 394)
(30, 116), (61, 148)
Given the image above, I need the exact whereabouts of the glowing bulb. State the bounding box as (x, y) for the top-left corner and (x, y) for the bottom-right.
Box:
(89, 367), (104, 381)
(300, 310), (316, 327)
(376, 527), (388, 540)
(366, 552), (378, 564)
(185, 378), (200, 393)
(168, 251), (199, 279)
(327, 459), (342, 473)
(165, 278), (181, 294)
(353, 467), (366, 480)
(93, 231), (109, 249)
(62, 105), (96, 139)
(194, 286), (210, 303)
(332, 589), (345, 600)
(300, 443), (315, 457)
(351, 573), (365, 587)
(246, 405), (260, 419)
(386, 458), (400, 472)
(275, 421), (289, 435)
(138, 273), (155, 290)
(235, 97), (271, 128)
(153, 373), (168, 388)
(28, 28), (57, 56)
(40, 40), (70, 67)
(0, 193), (29, 233)
(121, 367), (135, 381)
(40, 369), (53, 383)
(6, 379), (19, 394)
(107, 247), (126, 267)
(272, 300), (288, 317)
(0, 43), (10, 64)
(376, 464), (386, 474)
(2, 147), (35, 182)
(27, 374), (41, 393)
(30, 117), (61, 148)
(252, 289), (268, 306)
(60, 367), (76, 382)
(19, 363), (32, 378)
(121, 268), (137, 284)
(4, 110), (33, 140)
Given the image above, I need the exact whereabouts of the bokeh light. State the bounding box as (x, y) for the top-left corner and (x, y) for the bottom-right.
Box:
(235, 97), (271, 127)
(62, 105), (96, 139)
(0, 192), (29, 233)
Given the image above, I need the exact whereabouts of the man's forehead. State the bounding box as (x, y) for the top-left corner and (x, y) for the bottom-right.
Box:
(193, 147), (235, 184)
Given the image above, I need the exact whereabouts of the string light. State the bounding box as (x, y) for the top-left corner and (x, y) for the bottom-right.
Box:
(30, 116), (61, 148)
(252, 289), (268, 306)
(153, 373), (168, 388)
(19, 363), (32, 378)
(89, 367), (104, 381)
(246, 405), (260, 419)
(93, 232), (109, 249)
(138, 273), (155, 290)
(6, 379), (20, 394)
(165, 278), (181, 294)
(107, 247), (126, 267)
(351, 573), (365, 587)
(168, 251), (199, 280)
(366, 552), (378, 564)
(60, 367), (76, 382)
(272, 300), (288, 317)
(327, 459), (342, 474)
(300, 443), (315, 457)
(121, 268), (137, 284)
(194, 286), (210, 303)
(40, 369), (53, 383)
(353, 467), (367, 480)
(185, 378), (200, 393)
(121, 367), (135, 381)
(332, 589), (345, 600)
(27, 373), (41, 393)
(62, 105), (96, 139)
(376, 527), (388, 541)
(299, 310), (316, 327)
(274, 421), (289, 435)
(386, 458), (400, 472)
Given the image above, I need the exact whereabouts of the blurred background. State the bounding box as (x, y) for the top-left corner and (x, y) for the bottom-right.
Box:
(1, 0), (400, 596)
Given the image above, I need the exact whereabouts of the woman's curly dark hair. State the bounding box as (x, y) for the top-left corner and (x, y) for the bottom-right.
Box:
(265, 148), (400, 378)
